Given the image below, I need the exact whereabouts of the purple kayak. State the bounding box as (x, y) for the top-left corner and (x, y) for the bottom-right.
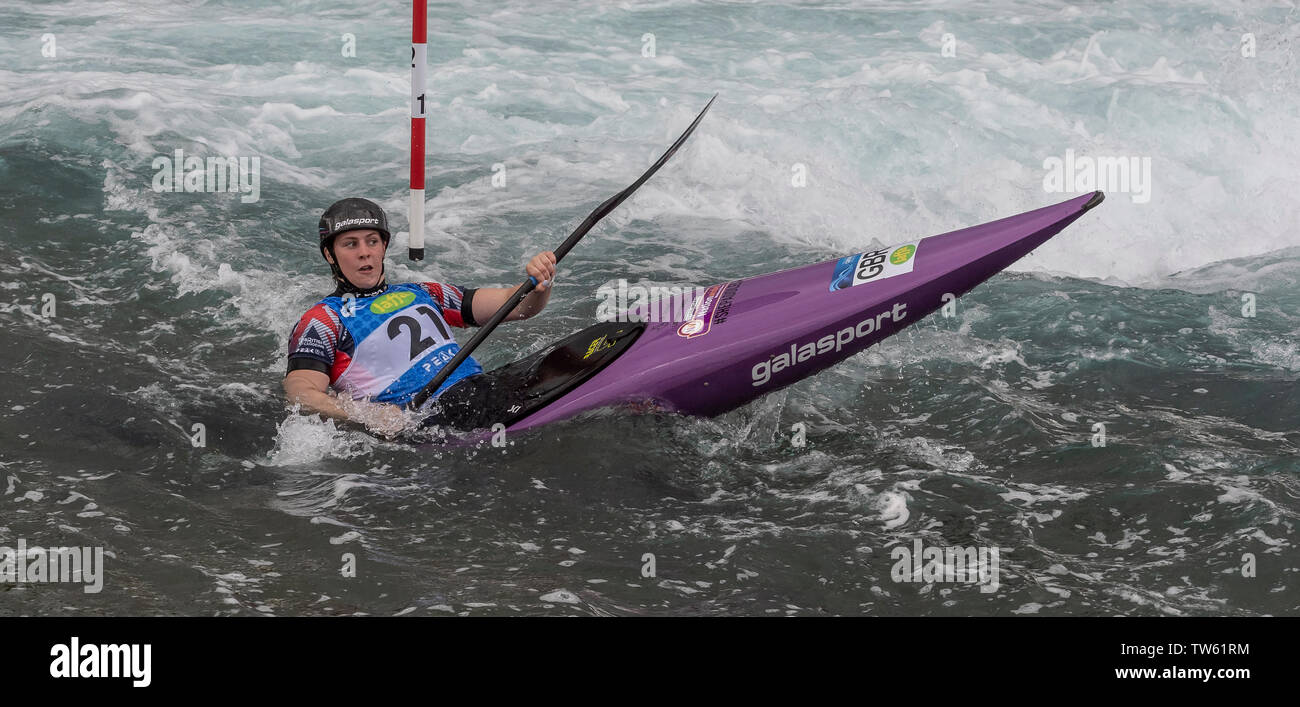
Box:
(429, 191), (1104, 434)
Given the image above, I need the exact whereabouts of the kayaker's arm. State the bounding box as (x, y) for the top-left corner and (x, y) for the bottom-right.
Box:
(471, 250), (556, 324)
(282, 369), (409, 437)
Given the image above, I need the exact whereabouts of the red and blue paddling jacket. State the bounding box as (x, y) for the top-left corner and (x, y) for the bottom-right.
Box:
(286, 282), (483, 407)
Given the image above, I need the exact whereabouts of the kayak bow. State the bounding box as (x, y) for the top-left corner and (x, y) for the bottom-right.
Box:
(430, 191), (1105, 433)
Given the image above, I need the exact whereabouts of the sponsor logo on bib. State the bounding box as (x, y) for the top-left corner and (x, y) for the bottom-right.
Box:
(370, 290), (416, 314)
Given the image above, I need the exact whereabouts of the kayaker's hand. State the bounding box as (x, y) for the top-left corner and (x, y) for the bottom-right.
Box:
(342, 400), (412, 439)
(370, 404), (414, 439)
(526, 251), (557, 292)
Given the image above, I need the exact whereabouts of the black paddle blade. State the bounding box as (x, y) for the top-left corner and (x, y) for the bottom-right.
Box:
(408, 95), (717, 412)
(553, 94), (717, 260)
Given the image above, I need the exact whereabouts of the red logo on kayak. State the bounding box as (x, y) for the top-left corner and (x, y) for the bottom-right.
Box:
(676, 281), (736, 339)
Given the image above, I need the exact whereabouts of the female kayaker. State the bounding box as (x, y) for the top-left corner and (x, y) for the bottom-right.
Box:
(282, 197), (556, 437)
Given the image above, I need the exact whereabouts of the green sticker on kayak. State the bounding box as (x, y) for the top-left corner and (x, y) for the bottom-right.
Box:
(889, 244), (915, 265)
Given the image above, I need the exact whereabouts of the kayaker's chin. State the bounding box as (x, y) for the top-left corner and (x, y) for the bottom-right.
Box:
(348, 265), (383, 289)
(326, 247), (385, 290)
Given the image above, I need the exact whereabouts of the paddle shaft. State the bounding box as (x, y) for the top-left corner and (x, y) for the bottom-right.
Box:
(407, 95), (716, 411)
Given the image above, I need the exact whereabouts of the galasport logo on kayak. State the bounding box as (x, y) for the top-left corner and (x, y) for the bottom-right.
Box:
(752, 301), (908, 386)
(830, 241), (920, 291)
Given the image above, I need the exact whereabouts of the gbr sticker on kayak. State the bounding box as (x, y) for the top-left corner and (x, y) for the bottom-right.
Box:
(829, 241), (920, 292)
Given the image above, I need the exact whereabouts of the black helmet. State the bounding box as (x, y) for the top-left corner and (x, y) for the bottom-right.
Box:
(319, 197), (391, 248)
(318, 197), (391, 294)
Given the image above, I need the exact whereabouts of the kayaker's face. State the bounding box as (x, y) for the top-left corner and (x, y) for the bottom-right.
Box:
(327, 229), (386, 289)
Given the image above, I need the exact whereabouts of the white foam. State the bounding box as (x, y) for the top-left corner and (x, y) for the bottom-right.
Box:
(265, 414), (376, 466)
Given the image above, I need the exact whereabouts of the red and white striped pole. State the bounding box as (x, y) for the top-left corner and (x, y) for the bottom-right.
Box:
(408, 0), (427, 261)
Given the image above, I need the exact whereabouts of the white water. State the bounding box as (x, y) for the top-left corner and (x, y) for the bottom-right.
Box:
(2, 0), (1296, 296)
